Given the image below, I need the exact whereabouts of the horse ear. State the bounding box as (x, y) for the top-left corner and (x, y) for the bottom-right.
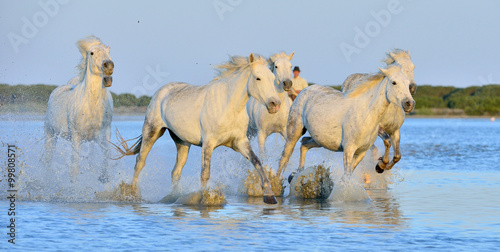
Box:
(389, 51), (396, 59)
(249, 53), (255, 63)
(406, 50), (411, 58)
(378, 67), (389, 76)
(107, 46), (111, 52)
(288, 51), (295, 60)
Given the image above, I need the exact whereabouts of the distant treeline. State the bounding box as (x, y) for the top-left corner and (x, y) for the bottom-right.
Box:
(1, 83), (499, 115)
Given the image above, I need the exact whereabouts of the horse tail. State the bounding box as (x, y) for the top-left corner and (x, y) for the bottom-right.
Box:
(110, 127), (142, 160)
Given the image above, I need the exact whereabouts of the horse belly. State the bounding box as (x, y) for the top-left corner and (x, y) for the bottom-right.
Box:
(162, 93), (204, 145)
(304, 98), (345, 151)
(306, 118), (343, 151)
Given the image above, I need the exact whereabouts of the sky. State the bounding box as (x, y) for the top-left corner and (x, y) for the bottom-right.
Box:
(1, 0), (499, 96)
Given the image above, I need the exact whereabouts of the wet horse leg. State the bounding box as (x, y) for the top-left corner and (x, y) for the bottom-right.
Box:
(257, 130), (267, 160)
(383, 129), (401, 171)
(171, 140), (191, 194)
(98, 128), (111, 183)
(235, 138), (277, 204)
(277, 123), (307, 175)
(200, 140), (216, 190)
(131, 124), (166, 195)
(70, 133), (81, 180)
(43, 131), (57, 167)
(298, 137), (322, 171)
(375, 126), (392, 173)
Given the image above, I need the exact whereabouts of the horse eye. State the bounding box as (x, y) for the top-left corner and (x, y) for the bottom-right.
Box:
(392, 81), (397, 85)
(275, 66), (278, 69)
(90, 52), (94, 56)
(256, 78), (261, 81)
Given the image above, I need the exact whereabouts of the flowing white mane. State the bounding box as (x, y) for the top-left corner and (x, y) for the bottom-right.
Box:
(382, 48), (411, 65)
(213, 54), (267, 80)
(347, 64), (402, 98)
(76, 35), (105, 82)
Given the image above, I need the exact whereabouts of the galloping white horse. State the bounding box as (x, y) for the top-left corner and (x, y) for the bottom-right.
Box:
(114, 54), (281, 204)
(341, 49), (416, 173)
(44, 35), (114, 182)
(247, 52), (294, 156)
(277, 65), (415, 180)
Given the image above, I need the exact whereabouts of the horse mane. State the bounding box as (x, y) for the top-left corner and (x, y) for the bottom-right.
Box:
(346, 65), (401, 98)
(76, 35), (105, 83)
(382, 48), (411, 65)
(213, 54), (267, 81)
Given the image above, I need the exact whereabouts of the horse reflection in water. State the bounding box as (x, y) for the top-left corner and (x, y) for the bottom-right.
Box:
(43, 35), (114, 182)
(114, 54), (281, 204)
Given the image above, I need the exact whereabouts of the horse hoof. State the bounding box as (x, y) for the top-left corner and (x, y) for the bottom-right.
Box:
(263, 195), (278, 204)
(375, 164), (384, 174)
(288, 172), (297, 184)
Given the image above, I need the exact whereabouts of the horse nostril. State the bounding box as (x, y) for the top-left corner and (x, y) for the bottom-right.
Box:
(104, 61), (114, 69)
(405, 101), (411, 107)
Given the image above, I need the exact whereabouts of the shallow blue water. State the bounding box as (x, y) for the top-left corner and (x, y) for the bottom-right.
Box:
(0, 116), (499, 251)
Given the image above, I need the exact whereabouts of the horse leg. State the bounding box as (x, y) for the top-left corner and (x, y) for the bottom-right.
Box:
(97, 128), (111, 183)
(375, 126), (392, 173)
(277, 123), (306, 176)
(383, 129), (401, 171)
(43, 132), (57, 167)
(171, 139), (191, 194)
(131, 125), (166, 195)
(200, 141), (215, 189)
(257, 131), (267, 159)
(70, 134), (82, 180)
(234, 138), (277, 204)
(298, 137), (322, 171)
(352, 151), (368, 173)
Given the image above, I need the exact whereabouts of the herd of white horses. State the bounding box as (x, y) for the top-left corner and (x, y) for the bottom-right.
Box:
(43, 36), (416, 204)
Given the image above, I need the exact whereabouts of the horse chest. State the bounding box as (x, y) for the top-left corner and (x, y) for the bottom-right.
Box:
(70, 100), (108, 138)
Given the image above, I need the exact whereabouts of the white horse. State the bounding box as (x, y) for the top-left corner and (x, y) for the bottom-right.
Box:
(341, 49), (416, 173)
(277, 65), (415, 181)
(44, 35), (114, 182)
(114, 54), (281, 204)
(247, 52), (294, 157)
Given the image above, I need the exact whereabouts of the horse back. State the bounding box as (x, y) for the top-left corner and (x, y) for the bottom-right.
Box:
(341, 73), (370, 93)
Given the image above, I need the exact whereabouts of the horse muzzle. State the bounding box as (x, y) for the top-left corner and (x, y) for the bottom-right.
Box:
(102, 60), (114, 76)
(266, 98), (281, 114)
(103, 76), (112, 87)
(283, 79), (292, 92)
(402, 98), (415, 113)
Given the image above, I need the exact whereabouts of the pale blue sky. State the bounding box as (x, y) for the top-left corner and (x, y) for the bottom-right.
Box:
(1, 0), (499, 96)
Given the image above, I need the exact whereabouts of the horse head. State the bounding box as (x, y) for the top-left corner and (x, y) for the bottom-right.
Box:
(388, 49), (417, 95)
(248, 53), (280, 114)
(77, 36), (114, 88)
(269, 52), (294, 92)
(379, 65), (415, 113)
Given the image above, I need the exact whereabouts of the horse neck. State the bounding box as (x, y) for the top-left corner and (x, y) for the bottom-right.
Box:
(76, 64), (106, 101)
(357, 78), (390, 121)
(225, 70), (252, 113)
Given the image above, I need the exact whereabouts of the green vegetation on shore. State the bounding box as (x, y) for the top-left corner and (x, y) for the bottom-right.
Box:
(1, 83), (499, 116)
